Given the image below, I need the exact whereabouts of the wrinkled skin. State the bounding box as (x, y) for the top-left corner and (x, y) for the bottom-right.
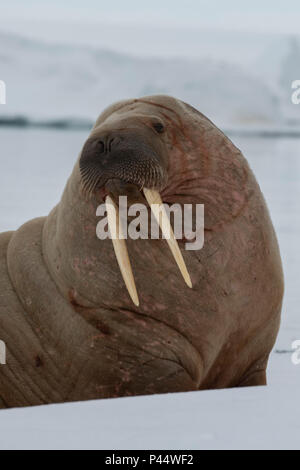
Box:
(0, 95), (284, 408)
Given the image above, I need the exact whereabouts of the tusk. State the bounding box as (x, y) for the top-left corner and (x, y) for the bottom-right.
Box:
(105, 195), (139, 306)
(143, 188), (192, 288)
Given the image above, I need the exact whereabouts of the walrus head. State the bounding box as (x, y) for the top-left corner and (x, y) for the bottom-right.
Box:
(78, 97), (199, 305)
(45, 95), (249, 311)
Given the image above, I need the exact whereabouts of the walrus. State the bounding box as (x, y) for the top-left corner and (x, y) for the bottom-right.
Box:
(0, 95), (284, 409)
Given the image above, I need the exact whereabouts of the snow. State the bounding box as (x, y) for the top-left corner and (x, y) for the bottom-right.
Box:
(0, 382), (299, 450)
(1, 29), (300, 130)
(0, 31), (281, 128)
(254, 36), (300, 125)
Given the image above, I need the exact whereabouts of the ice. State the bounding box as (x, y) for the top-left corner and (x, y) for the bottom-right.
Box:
(0, 383), (299, 450)
(0, 31), (281, 128)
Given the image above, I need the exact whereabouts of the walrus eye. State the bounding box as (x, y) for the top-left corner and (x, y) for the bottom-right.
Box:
(153, 122), (165, 134)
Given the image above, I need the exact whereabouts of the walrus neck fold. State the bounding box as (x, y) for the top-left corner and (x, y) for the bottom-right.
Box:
(42, 165), (114, 309)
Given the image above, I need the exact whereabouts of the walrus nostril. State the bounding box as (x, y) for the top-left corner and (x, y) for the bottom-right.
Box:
(96, 137), (114, 154)
(97, 140), (105, 154)
(108, 138), (115, 153)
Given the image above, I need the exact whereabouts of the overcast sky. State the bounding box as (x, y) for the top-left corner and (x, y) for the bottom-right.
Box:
(1, 0), (300, 35)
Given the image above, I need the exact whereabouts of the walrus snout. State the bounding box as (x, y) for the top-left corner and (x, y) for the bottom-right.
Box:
(79, 130), (167, 196)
